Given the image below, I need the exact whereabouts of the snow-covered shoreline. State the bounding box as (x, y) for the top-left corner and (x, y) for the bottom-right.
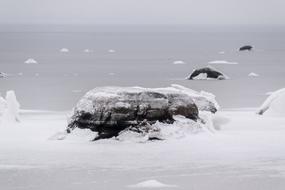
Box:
(1, 108), (285, 189)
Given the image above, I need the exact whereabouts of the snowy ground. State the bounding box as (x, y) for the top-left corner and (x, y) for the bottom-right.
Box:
(0, 109), (285, 190)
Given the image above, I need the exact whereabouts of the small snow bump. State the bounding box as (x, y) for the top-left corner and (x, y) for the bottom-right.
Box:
(25, 58), (38, 64)
(172, 60), (186, 65)
(60, 48), (69, 53)
(248, 72), (259, 77)
(128, 180), (177, 188)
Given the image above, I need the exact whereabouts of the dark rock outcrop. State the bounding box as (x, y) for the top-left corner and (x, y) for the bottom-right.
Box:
(239, 45), (253, 51)
(187, 66), (227, 80)
(67, 87), (199, 140)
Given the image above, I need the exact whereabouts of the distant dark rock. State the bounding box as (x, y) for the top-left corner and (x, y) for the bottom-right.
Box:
(239, 45), (253, 51)
(67, 86), (199, 140)
(187, 66), (227, 80)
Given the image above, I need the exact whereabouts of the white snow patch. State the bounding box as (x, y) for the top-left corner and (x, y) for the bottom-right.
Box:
(128, 180), (177, 188)
(60, 48), (69, 53)
(24, 58), (38, 64)
(218, 51), (225, 54)
(208, 60), (238, 65)
(83, 49), (92, 53)
(108, 49), (116, 53)
(248, 72), (259, 77)
(172, 60), (186, 65)
(257, 88), (285, 115)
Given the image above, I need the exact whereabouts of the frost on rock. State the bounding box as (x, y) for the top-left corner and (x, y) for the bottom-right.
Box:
(257, 88), (285, 115)
(66, 85), (219, 141)
(186, 66), (228, 80)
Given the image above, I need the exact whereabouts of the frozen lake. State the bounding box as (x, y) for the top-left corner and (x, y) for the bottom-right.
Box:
(1, 25), (285, 110)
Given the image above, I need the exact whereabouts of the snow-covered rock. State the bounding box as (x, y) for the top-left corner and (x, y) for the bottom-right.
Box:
(186, 66), (228, 80)
(0, 72), (8, 78)
(24, 58), (38, 64)
(67, 85), (219, 141)
(257, 88), (285, 115)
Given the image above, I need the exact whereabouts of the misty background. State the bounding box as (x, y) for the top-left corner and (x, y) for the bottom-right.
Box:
(0, 0), (284, 25)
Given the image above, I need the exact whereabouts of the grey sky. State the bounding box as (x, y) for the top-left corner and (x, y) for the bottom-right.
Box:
(0, 0), (284, 25)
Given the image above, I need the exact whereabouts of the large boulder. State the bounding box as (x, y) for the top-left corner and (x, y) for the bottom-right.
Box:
(68, 86), (200, 140)
(186, 66), (228, 80)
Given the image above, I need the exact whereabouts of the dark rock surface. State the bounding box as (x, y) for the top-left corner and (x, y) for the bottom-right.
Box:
(67, 87), (199, 140)
(239, 45), (253, 51)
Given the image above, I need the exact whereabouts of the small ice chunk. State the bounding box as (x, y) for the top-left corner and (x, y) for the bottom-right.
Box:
(108, 72), (115, 76)
(172, 60), (186, 65)
(128, 180), (177, 188)
(218, 51), (225, 54)
(24, 58), (38, 64)
(108, 49), (116, 53)
(35, 73), (40, 77)
(248, 72), (259, 77)
(18, 72), (23, 76)
(208, 60), (238, 65)
(84, 49), (92, 53)
(60, 48), (69, 53)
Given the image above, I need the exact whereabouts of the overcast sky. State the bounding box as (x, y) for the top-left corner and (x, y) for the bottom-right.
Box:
(0, 0), (284, 25)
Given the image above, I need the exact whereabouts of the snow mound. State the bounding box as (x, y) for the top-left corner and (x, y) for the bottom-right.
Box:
(208, 60), (238, 65)
(248, 72), (259, 77)
(24, 58), (38, 64)
(60, 48), (69, 53)
(172, 60), (186, 65)
(128, 179), (177, 188)
(257, 88), (285, 115)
